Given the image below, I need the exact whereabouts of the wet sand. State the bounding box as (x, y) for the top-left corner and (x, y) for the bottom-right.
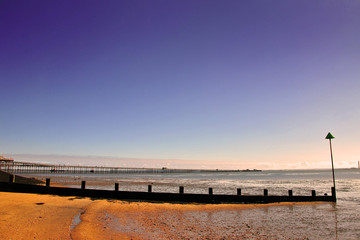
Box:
(0, 191), (336, 240)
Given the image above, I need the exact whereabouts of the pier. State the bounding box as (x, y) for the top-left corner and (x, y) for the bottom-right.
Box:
(0, 160), (260, 174)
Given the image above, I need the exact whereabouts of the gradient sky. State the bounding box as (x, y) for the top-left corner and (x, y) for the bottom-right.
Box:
(1, 0), (360, 169)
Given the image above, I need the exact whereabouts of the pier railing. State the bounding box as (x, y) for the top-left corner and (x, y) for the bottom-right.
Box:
(0, 161), (259, 174)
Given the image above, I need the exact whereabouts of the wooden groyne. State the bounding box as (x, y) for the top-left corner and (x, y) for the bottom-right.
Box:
(0, 176), (336, 204)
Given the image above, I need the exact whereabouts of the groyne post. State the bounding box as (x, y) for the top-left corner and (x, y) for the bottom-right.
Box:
(148, 185), (152, 193)
(209, 188), (213, 195)
(46, 178), (50, 187)
(312, 190), (316, 197)
(179, 186), (184, 194)
(331, 187), (336, 201)
(237, 188), (241, 196)
(264, 189), (268, 196)
(81, 181), (86, 190)
(9, 174), (14, 183)
(115, 183), (119, 191)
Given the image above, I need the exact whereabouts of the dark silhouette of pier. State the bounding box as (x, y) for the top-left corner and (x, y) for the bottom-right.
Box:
(0, 160), (260, 174)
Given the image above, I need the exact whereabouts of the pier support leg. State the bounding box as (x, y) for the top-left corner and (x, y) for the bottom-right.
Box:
(46, 178), (51, 187)
(115, 183), (119, 191)
(237, 188), (241, 196)
(209, 188), (213, 195)
(288, 190), (293, 197)
(179, 186), (184, 194)
(148, 185), (152, 193)
(81, 181), (86, 190)
(264, 189), (268, 196)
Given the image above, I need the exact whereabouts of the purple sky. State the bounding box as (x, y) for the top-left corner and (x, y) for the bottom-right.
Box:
(1, 1), (360, 169)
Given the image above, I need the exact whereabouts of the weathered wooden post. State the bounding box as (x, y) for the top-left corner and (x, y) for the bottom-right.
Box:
(148, 185), (152, 193)
(331, 187), (336, 201)
(209, 188), (213, 195)
(81, 181), (86, 190)
(115, 183), (119, 191)
(288, 190), (293, 197)
(179, 186), (184, 194)
(9, 174), (14, 183)
(264, 189), (268, 196)
(237, 188), (242, 196)
(312, 190), (316, 197)
(46, 178), (51, 187)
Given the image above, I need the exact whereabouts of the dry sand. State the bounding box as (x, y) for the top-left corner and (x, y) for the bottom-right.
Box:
(0, 191), (329, 240)
(0, 192), (90, 239)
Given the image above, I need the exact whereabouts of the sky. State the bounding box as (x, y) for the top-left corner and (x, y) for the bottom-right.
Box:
(1, 0), (360, 170)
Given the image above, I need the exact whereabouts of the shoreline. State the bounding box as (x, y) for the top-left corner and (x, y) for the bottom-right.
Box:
(0, 191), (331, 240)
(1, 171), (350, 239)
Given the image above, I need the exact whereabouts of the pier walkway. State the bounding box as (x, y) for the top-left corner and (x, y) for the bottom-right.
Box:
(0, 160), (258, 174)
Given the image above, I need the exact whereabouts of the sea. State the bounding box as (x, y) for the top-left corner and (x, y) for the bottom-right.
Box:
(22, 168), (360, 239)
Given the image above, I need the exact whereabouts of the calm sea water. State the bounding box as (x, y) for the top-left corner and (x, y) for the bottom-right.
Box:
(23, 168), (360, 239)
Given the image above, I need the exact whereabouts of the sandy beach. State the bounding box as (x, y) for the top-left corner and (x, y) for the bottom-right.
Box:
(0, 191), (336, 240)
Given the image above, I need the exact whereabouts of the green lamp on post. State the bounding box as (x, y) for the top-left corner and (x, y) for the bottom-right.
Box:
(325, 132), (336, 201)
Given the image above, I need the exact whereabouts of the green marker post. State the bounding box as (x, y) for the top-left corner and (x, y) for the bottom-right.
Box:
(326, 132), (336, 200)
